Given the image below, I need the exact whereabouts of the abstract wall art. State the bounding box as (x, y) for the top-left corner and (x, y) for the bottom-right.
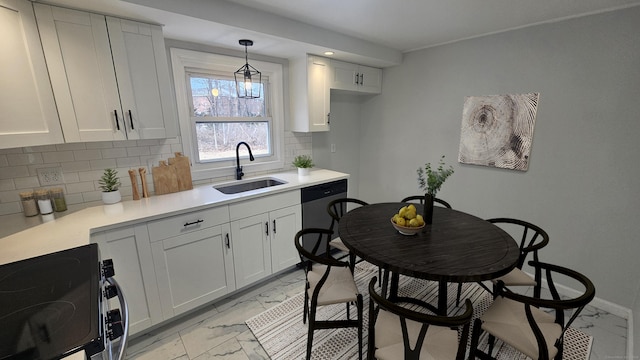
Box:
(458, 93), (539, 171)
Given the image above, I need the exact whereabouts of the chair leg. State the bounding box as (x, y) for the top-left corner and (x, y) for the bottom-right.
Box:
(306, 305), (317, 360)
(303, 290), (309, 324)
(357, 294), (363, 360)
(487, 334), (496, 357)
(378, 267), (382, 287)
(469, 318), (482, 360)
(456, 282), (463, 307)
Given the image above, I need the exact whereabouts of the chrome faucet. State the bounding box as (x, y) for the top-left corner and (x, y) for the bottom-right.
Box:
(235, 142), (255, 180)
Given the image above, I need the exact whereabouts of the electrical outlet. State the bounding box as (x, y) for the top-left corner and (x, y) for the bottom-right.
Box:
(37, 167), (65, 186)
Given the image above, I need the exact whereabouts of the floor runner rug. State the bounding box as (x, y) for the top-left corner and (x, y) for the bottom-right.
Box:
(247, 262), (592, 359)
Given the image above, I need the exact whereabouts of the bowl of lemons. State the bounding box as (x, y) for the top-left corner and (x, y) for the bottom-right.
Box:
(391, 204), (426, 235)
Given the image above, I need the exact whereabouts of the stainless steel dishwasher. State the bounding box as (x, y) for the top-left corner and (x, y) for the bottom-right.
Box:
(300, 179), (348, 255)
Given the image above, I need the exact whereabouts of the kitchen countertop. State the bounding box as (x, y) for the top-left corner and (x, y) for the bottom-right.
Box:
(0, 169), (348, 266)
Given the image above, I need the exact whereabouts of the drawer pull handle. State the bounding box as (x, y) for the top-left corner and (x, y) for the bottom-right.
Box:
(183, 219), (204, 227)
(225, 233), (230, 249)
(265, 222), (269, 235)
(273, 220), (277, 234)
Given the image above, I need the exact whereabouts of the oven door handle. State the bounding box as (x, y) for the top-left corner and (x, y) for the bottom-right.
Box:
(105, 277), (129, 360)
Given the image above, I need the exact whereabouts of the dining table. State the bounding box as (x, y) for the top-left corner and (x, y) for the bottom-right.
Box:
(337, 202), (520, 315)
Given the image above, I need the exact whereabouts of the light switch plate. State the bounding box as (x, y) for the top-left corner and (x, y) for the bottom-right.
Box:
(37, 167), (65, 186)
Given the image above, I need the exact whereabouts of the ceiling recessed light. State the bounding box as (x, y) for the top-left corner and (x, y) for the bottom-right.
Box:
(324, 51), (334, 56)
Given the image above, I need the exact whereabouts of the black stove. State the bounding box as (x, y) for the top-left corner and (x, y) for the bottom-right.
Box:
(0, 244), (108, 360)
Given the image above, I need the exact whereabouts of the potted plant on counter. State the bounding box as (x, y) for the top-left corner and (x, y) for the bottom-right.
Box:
(99, 168), (122, 204)
(417, 155), (454, 224)
(292, 154), (314, 177)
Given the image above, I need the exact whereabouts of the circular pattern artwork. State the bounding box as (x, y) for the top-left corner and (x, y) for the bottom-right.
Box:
(458, 93), (539, 171)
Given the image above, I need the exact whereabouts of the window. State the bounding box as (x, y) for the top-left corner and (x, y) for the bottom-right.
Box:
(170, 49), (285, 180)
(187, 72), (271, 162)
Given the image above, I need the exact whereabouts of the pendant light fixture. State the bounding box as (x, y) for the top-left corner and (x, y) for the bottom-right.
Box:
(234, 39), (262, 99)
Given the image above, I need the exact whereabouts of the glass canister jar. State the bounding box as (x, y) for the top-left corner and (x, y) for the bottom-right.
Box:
(19, 191), (39, 217)
(50, 188), (67, 212)
(34, 189), (53, 215)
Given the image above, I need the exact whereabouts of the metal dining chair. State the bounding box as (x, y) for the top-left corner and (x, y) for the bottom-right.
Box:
(294, 228), (363, 360)
(368, 276), (473, 360)
(469, 261), (595, 360)
(327, 197), (369, 270)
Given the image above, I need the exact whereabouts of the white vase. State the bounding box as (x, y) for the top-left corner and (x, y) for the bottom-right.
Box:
(297, 167), (310, 177)
(102, 190), (121, 204)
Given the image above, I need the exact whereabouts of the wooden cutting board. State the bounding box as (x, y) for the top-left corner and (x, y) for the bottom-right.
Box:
(152, 161), (179, 195)
(168, 152), (193, 191)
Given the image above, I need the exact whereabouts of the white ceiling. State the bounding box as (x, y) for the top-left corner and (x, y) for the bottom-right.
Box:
(36, 0), (640, 67)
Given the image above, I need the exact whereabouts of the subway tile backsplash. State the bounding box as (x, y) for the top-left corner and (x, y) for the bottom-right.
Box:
(0, 132), (312, 216)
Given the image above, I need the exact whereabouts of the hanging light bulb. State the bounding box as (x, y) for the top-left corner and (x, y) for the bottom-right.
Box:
(234, 39), (261, 99)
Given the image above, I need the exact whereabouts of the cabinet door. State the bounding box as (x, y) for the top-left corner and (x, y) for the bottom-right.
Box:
(270, 205), (302, 272)
(0, 0), (63, 149)
(107, 17), (177, 139)
(91, 224), (162, 335)
(152, 224), (235, 319)
(230, 213), (272, 288)
(330, 59), (359, 91)
(307, 56), (331, 132)
(358, 65), (382, 94)
(34, 4), (124, 142)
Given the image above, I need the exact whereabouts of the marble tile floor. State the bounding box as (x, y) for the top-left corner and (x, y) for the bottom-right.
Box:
(125, 267), (628, 360)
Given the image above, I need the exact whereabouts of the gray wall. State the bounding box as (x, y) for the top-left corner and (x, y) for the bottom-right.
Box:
(354, 7), (640, 353)
(312, 92), (367, 198)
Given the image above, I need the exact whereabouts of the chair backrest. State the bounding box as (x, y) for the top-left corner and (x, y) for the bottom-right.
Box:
(401, 195), (452, 209)
(487, 218), (549, 269)
(326, 198), (369, 231)
(495, 260), (595, 359)
(294, 228), (350, 269)
(368, 277), (473, 360)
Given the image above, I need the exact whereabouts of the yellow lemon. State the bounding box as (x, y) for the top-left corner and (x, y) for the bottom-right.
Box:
(405, 209), (416, 220)
(396, 217), (406, 226)
(416, 214), (425, 226)
(407, 204), (416, 212)
(409, 218), (420, 227)
(398, 206), (407, 218)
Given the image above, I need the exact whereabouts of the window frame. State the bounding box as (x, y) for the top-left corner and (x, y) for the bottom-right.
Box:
(170, 48), (285, 180)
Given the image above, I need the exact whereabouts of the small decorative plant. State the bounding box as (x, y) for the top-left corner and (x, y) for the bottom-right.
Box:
(417, 155), (454, 196)
(99, 168), (121, 192)
(292, 155), (314, 169)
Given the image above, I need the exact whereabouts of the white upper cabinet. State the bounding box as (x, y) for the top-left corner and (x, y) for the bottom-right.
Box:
(0, 0), (64, 149)
(330, 60), (382, 94)
(33, 4), (176, 142)
(290, 55), (330, 132)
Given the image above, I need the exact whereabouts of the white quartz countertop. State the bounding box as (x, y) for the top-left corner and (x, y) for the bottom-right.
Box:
(0, 169), (348, 265)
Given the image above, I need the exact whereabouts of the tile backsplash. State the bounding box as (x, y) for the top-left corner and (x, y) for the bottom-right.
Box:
(0, 132), (311, 216)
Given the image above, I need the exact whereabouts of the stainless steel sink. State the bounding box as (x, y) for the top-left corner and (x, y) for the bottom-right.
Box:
(214, 178), (287, 194)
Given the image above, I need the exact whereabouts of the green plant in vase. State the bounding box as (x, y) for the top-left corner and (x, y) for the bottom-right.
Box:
(99, 168), (122, 204)
(292, 155), (314, 176)
(416, 155), (454, 224)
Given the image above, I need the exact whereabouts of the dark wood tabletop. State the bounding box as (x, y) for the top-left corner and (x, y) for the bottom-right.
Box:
(338, 202), (520, 314)
(338, 202), (520, 283)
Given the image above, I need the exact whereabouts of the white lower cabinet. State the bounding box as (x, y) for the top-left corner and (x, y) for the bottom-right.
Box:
(270, 205), (303, 272)
(91, 224), (162, 335)
(230, 213), (272, 288)
(229, 191), (302, 288)
(151, 223), (235, 319)
(91, 190), (303, 334)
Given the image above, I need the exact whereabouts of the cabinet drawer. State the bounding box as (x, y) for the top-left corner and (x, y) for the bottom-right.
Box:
(229, 191), (300, 221)
(148, 206), (229, 242)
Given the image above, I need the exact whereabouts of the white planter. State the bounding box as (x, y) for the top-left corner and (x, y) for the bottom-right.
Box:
(102, 190), (121, 204)
(297, 167), (311, 177)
